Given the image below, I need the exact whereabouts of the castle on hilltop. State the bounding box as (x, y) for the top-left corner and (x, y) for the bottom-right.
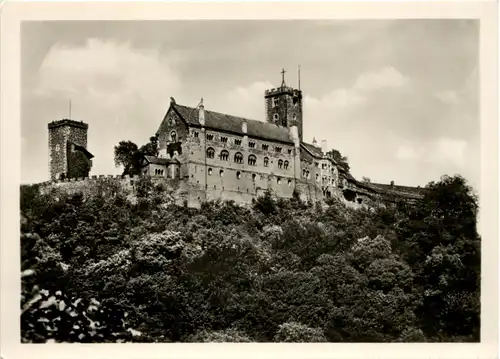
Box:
(47, 70), (426, 207)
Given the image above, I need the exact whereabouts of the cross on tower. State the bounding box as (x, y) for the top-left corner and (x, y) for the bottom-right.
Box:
(281, 68), (286, 87)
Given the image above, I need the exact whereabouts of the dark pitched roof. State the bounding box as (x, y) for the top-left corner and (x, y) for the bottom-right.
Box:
(71, 143), (94, 159)
(171, 104), (293, 144)
(301, 142), (323, 158)
(143, 155), (179, 166)
(368, 182), (428, 196)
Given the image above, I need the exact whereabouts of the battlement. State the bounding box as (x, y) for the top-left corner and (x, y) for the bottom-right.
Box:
(265, 87), (302, 98)
(48, 119), (89, 130)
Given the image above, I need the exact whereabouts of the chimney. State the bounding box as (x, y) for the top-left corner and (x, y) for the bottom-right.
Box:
(321, 140), (327, 154)
(198, 98), (205, 126)
(390, 180), (395, 188)
(289, 124), (299, 148)
(242, 120), (247, 134)
(312, 137), (317, 146)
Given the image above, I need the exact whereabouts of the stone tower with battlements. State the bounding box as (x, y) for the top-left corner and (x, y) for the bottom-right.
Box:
(264, 68), (303, 141)
(48, 119), (90, 180)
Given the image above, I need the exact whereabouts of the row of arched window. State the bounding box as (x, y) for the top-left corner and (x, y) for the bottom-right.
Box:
(206, 148), (289, 170)
(207, 167), (293, 186)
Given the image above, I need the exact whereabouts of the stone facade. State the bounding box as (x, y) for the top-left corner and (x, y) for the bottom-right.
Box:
(48, 119), (91, 180)
(153, 81), (342, 207)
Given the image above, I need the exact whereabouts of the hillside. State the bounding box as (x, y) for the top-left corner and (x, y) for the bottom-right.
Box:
(20, 175), (480, 343)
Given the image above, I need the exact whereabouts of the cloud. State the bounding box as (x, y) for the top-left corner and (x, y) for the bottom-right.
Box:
(31, 38), (183, 177)
(34, 38), (180, 105)
(395, 137), (468, 168)
(434, 90), (460, 105)
(353, 66), (410, 91)
(218, 81), (274, 121)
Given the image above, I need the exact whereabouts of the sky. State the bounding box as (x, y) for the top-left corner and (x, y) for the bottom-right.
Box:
(21, 20), (479, 189)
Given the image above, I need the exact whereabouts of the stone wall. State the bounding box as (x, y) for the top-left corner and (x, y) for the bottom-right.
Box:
(39, 175), (186, 206)
(48, 120), (88, 180)
(264, 87), (303, 141)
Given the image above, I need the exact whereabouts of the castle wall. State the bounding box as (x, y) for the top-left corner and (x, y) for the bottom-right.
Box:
(39, 175), (186, 206)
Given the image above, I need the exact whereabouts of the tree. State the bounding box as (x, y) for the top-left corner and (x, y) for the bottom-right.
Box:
(114, 136), (159, 176)
(114, 141), (141, 176)
(326, 149), (350, 172)
(274, 322), (327, 342)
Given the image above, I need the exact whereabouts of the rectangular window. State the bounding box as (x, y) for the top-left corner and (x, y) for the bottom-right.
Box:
(249, 141), (256, 148)
(194, 131), (199, 138)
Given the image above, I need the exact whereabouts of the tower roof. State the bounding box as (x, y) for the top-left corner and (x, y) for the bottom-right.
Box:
(48, 119), (88, 130)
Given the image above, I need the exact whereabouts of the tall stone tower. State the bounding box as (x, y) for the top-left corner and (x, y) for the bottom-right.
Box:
(48, 119), (89, 180)
(264, 68), (303, 141)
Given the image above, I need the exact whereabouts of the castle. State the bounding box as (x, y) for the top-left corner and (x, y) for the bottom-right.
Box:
(47, 71), (426, 207)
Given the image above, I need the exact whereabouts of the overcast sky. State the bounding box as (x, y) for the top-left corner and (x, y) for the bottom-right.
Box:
(21, 20), (479, 188)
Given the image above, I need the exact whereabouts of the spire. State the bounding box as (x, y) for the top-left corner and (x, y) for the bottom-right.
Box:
(281, 68), (286, 87)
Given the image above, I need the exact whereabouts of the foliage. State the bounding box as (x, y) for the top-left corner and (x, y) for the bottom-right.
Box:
(20, 175), (480, 343)
(326, 149), (350, 172)
(114, 136), (159, 176)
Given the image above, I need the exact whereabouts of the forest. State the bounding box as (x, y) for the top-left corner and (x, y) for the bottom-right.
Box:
(20, 174), (480, 343)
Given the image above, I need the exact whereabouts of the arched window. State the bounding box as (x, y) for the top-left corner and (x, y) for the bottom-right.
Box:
(248, 155), (257, 166)
(273, 113), (279, 122)
(264, 157), (269, 167)
(170, 131), (177, 143)
(316, 174), (320, 182)
(220, 169), (224, 177)
(278, 159), (283, 169)
(283, 160), (289, 170)
(252, 173), (256, 182)
(277, 177), (281, 184)
(206, 147), (215, 159)
(303, 169), (306, 177)
(208, 168), (213, 176)
(220, 150), (229, 161)
(234, 152), (243, 164)
(236, 171), (241, 179)
(306, 170), (310, 179)
(288, 179), (292, 187)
